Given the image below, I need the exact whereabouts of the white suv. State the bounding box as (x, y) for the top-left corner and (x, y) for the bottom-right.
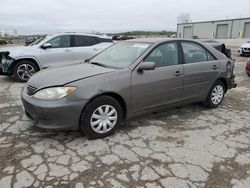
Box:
(0, 33), (113, 82)
(238, 41), (250, 56)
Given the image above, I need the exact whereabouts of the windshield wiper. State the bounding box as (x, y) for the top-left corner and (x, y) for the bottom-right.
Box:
(90, 62), (107, 68)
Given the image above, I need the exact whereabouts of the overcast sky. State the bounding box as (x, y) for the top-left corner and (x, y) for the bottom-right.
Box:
(0, 0), (249, 35)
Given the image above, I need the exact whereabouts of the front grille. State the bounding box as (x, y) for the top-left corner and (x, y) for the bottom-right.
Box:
(243, 48), (250, 51)
(27, 84), (38, 95)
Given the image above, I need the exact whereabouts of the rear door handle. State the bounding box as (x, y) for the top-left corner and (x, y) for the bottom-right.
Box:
(173, 71), (183, 76)
(64, 49), (71, 52)
(93, 48), (99, 51)
(212, 65), (218, 70)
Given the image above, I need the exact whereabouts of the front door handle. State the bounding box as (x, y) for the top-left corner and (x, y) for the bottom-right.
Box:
(212, 65), (218, 70)
(173, 71), (183, 76)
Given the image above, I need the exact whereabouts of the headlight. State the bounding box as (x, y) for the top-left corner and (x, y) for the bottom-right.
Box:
(33, 87), (77, 100)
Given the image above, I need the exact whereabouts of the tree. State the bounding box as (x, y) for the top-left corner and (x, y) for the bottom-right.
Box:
(177, 13), (191, 24)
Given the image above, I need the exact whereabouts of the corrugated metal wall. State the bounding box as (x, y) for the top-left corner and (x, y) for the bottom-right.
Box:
(177, 18), (250, 39)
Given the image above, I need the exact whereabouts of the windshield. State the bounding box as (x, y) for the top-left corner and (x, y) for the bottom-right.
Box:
(30, 35), (50, 46)
(90, 42), (151, 69)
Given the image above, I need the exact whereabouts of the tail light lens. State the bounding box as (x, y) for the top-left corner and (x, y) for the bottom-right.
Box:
(227, 60), (234, 78)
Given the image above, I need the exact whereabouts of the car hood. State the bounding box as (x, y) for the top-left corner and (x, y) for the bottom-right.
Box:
(27, 63), (114, 89)
(0, 46), (37, 58)
(241, 43), (250, 48)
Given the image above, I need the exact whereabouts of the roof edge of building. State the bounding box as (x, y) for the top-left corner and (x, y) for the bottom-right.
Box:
(177, 17), (250, 25)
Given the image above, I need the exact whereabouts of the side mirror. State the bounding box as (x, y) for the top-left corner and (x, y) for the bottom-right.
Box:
(137, 62), (156, 72)
(41, 43), (52, 49)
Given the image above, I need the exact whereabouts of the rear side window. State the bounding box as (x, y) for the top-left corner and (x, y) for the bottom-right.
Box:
(207, 52), (216, 61)
(95, 37), (112, 43)
(73, 35), (98, 47)
(181, 42), (215, 63)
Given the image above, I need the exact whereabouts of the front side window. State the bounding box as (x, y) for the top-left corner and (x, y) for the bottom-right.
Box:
(73, 35), (97, 47)
(181, 42), (215, 63)
(48, 35), (70, 48)
(144, 42), (179, 68)
(90, 42), (151, 69)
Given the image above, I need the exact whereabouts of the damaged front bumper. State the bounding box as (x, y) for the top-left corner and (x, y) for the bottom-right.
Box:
(0, 51), (14, 75)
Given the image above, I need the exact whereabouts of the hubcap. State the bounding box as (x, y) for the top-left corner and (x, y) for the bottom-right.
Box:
(17, 64), (35, 81)
(211, 85), (224, 105)
(90, 105), (118, 134)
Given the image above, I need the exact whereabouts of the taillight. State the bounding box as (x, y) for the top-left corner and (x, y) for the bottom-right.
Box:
(227, 60), (234, 78)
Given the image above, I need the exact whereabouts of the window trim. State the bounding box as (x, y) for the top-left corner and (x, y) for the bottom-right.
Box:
(179, 40), (217, 64)
(142, 41), (181, 69)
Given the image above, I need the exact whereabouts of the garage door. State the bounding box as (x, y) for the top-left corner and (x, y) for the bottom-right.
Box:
(216, 24), (228, 39)
(243, 22), (250, 38)
(183, 26), (192, 39)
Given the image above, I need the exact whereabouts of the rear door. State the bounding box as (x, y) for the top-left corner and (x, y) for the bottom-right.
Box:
(131, 42), (184, 113)
(39, 35), (73, 68)
(71, 35), (108, 63)
(181, 41), (220, 102)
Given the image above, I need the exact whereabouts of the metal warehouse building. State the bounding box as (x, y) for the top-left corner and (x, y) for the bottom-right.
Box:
(177, 17), (250, 39)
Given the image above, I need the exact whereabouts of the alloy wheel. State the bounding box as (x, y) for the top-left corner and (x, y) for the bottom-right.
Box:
(17, 64), (35, 81)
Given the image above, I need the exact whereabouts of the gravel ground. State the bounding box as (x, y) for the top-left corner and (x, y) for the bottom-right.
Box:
(0, 56), (249, 188)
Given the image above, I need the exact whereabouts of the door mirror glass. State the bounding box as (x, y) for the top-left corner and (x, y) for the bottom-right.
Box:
(41, 43), (52, 49)
(138, 62), (156, 71)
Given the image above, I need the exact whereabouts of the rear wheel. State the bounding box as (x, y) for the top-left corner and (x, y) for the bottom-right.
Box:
(204, 80), (225, 108)
(13, 60), (39, 82)
(80, 96), (123, 139)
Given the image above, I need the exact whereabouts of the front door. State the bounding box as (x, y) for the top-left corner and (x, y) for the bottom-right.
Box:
(39, 35), (73, 68)
(131, 42), (184, 113)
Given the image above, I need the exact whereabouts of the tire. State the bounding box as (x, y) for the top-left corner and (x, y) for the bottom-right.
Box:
(80, 96), (123, 139)
(204, 80), (225, 108)
(13, 60), (39, 82)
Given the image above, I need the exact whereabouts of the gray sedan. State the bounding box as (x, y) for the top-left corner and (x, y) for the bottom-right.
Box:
(21, 38), (236, 139)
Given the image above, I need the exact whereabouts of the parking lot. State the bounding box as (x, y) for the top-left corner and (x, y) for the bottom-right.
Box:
(0, 55), (249, 187)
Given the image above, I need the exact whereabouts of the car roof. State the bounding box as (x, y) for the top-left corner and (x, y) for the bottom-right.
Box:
(127, 37), (205, 44)
(126, 37), (228, 61)
(127, 37), (174, 43)
(51, 32), (111, 39)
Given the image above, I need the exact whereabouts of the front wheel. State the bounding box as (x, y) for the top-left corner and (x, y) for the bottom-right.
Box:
(13, 60), (39, 82)
(80, 96), (123, 139)
(204, 80), (225, 108)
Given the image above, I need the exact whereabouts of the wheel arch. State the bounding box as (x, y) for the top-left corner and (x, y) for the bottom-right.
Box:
(10, 58), (41, 75)
(216, 77), (228, 93)
(79, 92), (127, 128)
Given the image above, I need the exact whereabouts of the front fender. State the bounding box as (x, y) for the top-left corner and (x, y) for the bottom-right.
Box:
(14, 55), (42, 69)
